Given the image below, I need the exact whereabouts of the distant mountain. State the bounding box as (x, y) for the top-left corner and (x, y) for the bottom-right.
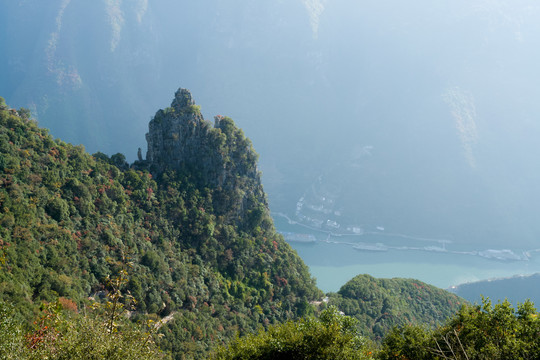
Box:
(328, 274), (465, 340)
(450, 273), (540, 306)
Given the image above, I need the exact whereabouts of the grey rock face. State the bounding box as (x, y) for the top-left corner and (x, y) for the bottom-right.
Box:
(146, 88), (208, 166)
(144, 88), (267, 222)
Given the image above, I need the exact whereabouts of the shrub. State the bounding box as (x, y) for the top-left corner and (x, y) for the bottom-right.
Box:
(212, 306), (375, 360)
(0, 301), (167, 360)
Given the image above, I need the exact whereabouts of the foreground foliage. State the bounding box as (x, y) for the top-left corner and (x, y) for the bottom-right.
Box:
(0, 300), (165, 360)
(213, 306), (375, 360)
(214, 299), (540, 360)
(379, 298), (540, 360)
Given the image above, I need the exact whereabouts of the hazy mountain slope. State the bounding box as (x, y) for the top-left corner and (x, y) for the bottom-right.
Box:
(3, 1), (540, 252)
(450, 273), (540, 306)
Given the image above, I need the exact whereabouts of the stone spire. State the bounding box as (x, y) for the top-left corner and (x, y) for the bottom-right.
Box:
(143, 87), (266, 221)
(171, 88), (195, 111)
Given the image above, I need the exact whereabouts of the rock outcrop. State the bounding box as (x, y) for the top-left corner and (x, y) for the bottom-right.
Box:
(145, 88), (266, 224)
(146, 89), (208, 169)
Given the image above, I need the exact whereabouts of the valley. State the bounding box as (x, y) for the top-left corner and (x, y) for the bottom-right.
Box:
(3, 1), (540, 357)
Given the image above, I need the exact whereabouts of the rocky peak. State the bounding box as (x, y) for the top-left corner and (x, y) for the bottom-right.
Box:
(145, 88), (207, 166)
(144, 87), (267, 223)
(171, 88), (195, 111)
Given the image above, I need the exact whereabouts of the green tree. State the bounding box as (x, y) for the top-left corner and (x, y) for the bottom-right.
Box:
(212, 306), (375, 360)
(377, 325), (431, 360)
(378, 298), (540, 360)
(110, 153), (129, 170)
(17, 107), (31, 119)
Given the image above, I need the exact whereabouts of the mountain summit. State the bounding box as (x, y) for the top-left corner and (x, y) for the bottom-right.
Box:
(145, 88), (264, 224)
(146, 88), (207, 170)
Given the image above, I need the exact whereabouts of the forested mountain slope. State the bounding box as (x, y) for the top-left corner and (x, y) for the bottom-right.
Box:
(328, 274), (464, 340)
(0, 92), (321, 359)
(0, 91), (470, 359)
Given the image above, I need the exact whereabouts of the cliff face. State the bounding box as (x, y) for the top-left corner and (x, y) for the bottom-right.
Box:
(146, 89), (210, 173)
(145, 88), (265, 224)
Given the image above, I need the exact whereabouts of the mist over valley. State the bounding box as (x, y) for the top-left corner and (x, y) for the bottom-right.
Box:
(3, 0), (540, 295)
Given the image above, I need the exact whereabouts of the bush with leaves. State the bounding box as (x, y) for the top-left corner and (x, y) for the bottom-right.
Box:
(212, 306), (375, 360)
(378, 298), (540, 360)
(0, 300), (166, 360)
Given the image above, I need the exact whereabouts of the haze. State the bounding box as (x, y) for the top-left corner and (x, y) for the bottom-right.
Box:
(2, 0), (540, 289)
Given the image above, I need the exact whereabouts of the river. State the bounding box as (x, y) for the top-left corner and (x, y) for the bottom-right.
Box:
(274, 217), (540, 293)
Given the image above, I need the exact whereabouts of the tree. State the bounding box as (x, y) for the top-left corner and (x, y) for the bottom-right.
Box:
(110, 153), (129, 170)
(212, 306), (375, 360)
(17, 107), (31, 120)
(378, 298), (540, 360)
(377, 325), (431, 360)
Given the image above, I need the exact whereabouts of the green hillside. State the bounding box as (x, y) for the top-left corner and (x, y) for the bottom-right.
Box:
(328, 274), (464, 340)
(0, 93), (320, 359)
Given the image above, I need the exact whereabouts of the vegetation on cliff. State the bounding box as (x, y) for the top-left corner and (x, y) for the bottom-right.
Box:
(0, 94), (320, 359)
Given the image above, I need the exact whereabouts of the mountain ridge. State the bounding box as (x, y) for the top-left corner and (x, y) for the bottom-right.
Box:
(0, 92), (465, 358)
(0, 91), (320, 358)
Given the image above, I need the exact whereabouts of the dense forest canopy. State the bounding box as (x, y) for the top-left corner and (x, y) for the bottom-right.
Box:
(328, 274), (464, 340)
